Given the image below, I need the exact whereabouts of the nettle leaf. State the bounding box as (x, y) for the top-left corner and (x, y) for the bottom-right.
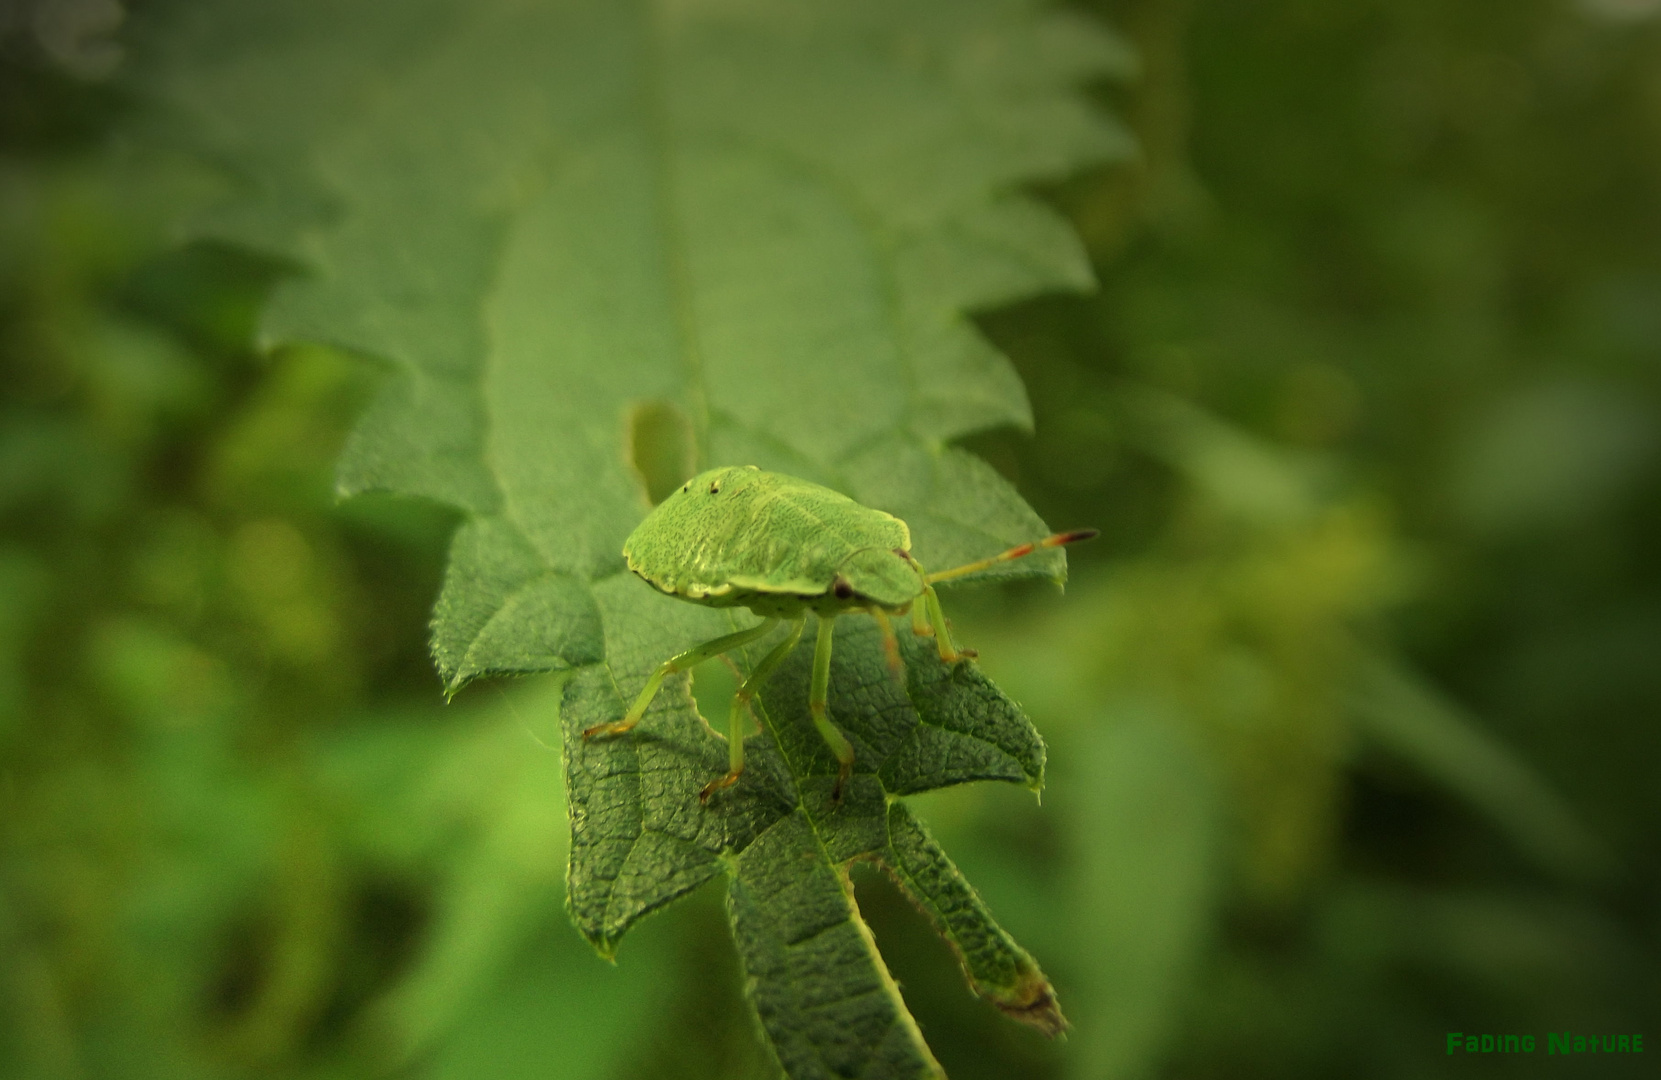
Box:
(133, 1), (1130, 1074)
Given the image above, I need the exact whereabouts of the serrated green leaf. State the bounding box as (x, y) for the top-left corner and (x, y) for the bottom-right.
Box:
(138, 0), (1129, 665)
(131, 1), (1127, 1073)
(562, 603), (1044, 948)
(881, 803), (1065, 1035)
(563, 609), (1061, 1074)
(730, 809), (942, 1080)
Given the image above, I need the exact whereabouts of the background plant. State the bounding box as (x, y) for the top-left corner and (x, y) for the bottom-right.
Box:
(2, 0), (1658, 1078)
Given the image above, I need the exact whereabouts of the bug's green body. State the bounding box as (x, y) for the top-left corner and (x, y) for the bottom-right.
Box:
(586, 464), (1095, 804)
(624, 465), (920, 616)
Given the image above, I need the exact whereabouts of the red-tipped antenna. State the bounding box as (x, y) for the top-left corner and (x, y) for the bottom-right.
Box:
(925, 528), (1099, 585)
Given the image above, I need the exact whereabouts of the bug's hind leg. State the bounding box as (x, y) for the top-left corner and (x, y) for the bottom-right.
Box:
(701, 615), (806, 802)
(808, 615), (856, 802)
(583, 618), (779, 741)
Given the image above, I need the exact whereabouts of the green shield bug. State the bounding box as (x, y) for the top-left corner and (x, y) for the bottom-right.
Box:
(583, 465), (1097, 802)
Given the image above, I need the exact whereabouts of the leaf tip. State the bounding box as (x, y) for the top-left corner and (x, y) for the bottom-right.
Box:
(1026, 753), (1046, 797)
(578, 924), (623, 963)
(993, 964), (1069, 1038)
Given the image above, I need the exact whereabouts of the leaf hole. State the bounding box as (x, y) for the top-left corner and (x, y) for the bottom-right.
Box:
(627, 399), (696, 504)
(690, 655), (741, 725)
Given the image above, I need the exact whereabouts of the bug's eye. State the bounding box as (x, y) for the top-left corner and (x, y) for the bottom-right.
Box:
(709, 483), (720, 494)
(832, 578), (854, 599)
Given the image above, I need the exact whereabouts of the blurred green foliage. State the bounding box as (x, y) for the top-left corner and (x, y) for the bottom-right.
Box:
(3, 1), (1658, 1078)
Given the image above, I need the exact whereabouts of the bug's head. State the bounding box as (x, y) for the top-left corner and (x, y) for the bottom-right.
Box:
(671, 464), (761, 499)
(833, 546), (920, 609)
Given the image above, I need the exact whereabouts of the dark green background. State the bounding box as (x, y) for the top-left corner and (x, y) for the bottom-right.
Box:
(2, 1), (1656, 1077)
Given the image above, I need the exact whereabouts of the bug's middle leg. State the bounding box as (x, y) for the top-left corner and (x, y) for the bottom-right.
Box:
(583, 618), (779, 740)
(700, 614), (806, 802)
(808, 614), (856, 801)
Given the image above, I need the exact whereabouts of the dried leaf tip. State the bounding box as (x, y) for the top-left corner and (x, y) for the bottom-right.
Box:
(993, 970), (1069, 1038)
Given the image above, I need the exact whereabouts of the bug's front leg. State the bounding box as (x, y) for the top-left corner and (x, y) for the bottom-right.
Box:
(808, 614), (856, 802)
(871, 608), (902, 674)
(701, 615), (806, 802)
(583, 618), (779, 741)
(909, 599), (932, 638)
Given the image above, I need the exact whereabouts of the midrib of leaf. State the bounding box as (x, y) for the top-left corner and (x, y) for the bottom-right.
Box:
(639, 0), (714, 460)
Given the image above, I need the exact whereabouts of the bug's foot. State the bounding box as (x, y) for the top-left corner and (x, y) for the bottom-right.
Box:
(699, 768), (743, 803)
(582, 718), (639, 741)
(830, 761), (852, 805)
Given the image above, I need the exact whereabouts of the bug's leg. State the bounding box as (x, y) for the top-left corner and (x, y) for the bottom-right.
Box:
(701, 615), (806, 802)
(923, 529), (1100, 586)
(871, 608), (902, 674)
(921, 582), (971, 664)
(808, 614), (855, 802)
(909, 600), (932, 637)
(583, 618), (779, 740)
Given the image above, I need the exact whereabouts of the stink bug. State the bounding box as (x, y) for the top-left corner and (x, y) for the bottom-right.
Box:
(583, 465), (1096, 802)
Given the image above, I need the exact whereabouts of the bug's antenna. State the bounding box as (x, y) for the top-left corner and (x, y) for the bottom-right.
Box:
(925, 529), (1099, 585)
